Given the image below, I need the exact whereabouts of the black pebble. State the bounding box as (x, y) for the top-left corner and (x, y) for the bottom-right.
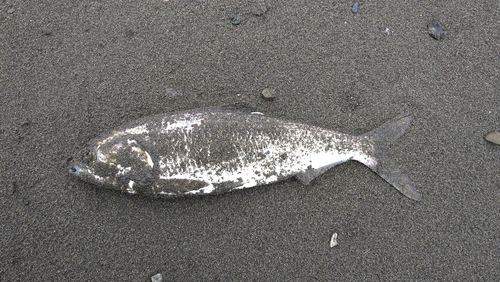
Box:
(351, 2), (359, 14)
(231, 15), (241, 25)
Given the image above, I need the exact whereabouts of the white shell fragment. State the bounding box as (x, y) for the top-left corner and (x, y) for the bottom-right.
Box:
(330, 232), (338, 247)
(485, 131), (500, 145)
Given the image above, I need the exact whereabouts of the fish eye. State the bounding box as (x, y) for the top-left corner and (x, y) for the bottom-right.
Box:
(82, 150), (94, 162)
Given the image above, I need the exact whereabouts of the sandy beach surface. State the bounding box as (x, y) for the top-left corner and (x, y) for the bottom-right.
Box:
(1, 0), (499, 280)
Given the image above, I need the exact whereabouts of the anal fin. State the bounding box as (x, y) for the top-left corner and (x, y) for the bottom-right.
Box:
(295, 164), (337, 185)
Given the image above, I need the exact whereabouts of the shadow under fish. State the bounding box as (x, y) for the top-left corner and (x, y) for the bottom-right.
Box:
(69, 108), (421, 201)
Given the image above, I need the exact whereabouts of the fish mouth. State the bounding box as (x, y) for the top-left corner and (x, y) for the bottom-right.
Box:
(68, 163), (84, 176)
(67, 157), (86, 177)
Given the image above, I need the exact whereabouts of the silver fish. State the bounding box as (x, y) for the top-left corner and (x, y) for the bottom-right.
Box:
(69, 109), (421, 200)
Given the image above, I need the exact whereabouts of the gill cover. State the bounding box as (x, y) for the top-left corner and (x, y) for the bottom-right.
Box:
(71, 134), (156, 193)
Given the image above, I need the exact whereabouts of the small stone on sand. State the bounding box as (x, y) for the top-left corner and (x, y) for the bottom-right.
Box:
(428, 21), (444, 40)
(485, 131), (500, 145)
(261, 88), (276, 100)
(231, 15), (241, 25)
(151, 273), (164, 282)
(351, 2), (359, 14)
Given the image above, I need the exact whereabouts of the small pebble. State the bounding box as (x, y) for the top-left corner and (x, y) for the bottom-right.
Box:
(383, 27), (390, 35)
(231, 15), (241, 25)
(151, 273), (164, 282)
(428, 21), (444, 40)
(351, 2), (359, 14)
(485, 131), (500, 145)
(261, 88), (276, 100)
(7, 8), (15, 14)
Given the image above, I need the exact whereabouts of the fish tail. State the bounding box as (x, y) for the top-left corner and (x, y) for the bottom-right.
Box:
(360, 112), (421, 201)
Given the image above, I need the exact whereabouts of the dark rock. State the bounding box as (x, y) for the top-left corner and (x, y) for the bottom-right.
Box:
(351, 2), (359, 14)
(428, 21), (444, 40)
(485, 131), (500, 145)
(231, 15), (241, 25)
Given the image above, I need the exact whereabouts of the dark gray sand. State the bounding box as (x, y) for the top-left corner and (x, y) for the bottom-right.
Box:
(1, 0), (499, 280)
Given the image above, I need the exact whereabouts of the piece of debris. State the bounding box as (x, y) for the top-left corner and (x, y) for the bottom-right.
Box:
(231, 15), (241, 25)
(428, 21), (444, 40)
(351, 2), (360, 14)
(7, 8), (16, 14)
(261, 88), (276, 100)
(151, 273), (164, 282)
(485, 131), (500, 145)
(383, 27), (391, 35)
(330, 232), (338, 247)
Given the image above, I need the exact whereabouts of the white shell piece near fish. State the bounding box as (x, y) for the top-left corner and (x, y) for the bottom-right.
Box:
(330, 233), (338, 247)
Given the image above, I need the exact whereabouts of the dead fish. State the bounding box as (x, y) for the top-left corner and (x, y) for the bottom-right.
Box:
(69, 109), (421, 200)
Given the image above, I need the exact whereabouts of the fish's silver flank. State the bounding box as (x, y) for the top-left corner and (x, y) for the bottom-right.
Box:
(69, 109), (421, 201)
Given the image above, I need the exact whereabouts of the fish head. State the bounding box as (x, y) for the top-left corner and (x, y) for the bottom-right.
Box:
(69, 134), (156, 195)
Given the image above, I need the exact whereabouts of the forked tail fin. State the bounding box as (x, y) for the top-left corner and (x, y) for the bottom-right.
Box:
(360, 112), (421, 201)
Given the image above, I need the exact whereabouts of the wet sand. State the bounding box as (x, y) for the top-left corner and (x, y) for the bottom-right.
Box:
(1, 0), (499, 280)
